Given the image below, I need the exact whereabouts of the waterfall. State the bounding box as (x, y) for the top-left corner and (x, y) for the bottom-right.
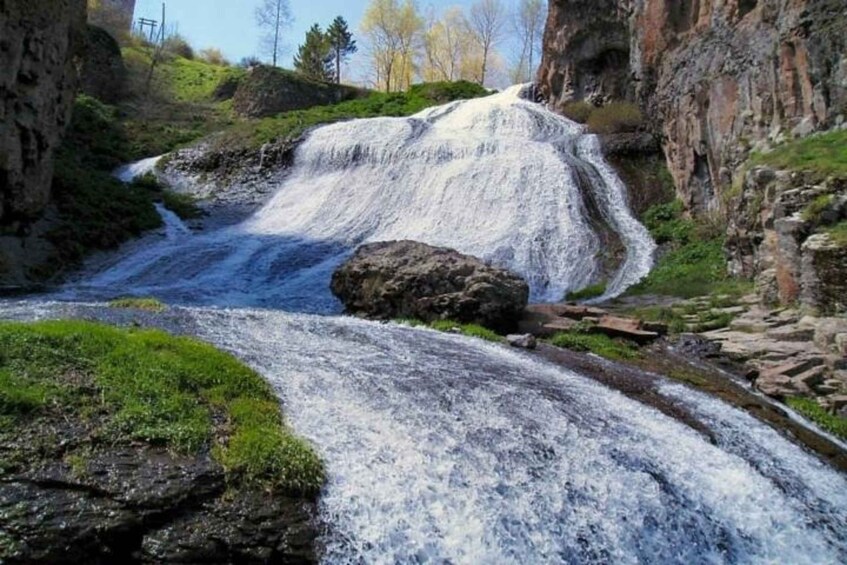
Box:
(75, 85), (654, 308)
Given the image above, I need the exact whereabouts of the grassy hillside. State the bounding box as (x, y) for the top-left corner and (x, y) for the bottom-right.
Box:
(750, 130), (847, 179)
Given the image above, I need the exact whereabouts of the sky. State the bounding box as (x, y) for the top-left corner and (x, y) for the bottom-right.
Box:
(132, 0), (532, 85)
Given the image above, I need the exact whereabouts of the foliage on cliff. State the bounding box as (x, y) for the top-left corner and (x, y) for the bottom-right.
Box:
(628, 200), (750, 298)
(750, 130), (847, 180)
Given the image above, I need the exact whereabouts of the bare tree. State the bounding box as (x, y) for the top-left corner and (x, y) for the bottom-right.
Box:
(255, 0), (293, 67)
(514, 0), (546, 83)
(467, 0), (506, 86)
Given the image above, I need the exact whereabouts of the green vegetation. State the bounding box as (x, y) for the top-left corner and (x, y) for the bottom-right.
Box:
(750, 129), (847, 178)
(628, 199), (751, 298)
(586, 102), (644, 134)
(0, 320), (323, 492)
(566, 282), (607, 302)
(561, 101), (594, 124)
(802, 194), (836, 223)
(396, 318), (503, 342)
(218, 81), (489, 150)
(429, 320), (503, 342)
(548, 331), (640, 361)
(560, 101), (644, 134)
(824, 221), (847, 246)
(108, 297), (167, 312)
(786, 397), (847, 441)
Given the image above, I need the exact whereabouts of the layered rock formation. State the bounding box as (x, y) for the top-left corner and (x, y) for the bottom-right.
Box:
(727, 167), (847, 314)
(0, 0), (86, 228)
(331, 241), (530, 333)
(538, 0), (847, 210)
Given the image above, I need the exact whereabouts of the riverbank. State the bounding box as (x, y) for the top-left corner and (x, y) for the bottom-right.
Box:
(0, 318), (322, 563)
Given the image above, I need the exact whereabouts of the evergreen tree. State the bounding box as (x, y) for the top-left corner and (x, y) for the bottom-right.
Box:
(293, 24), (334, 82)
(326, 16), (358, 84)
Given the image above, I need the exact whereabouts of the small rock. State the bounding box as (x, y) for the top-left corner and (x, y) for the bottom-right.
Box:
(794, 365), (827, 388)
(557, 304), (609, 320)
(765, 325), (815, 342)
(830, 395), (847, 411)
(756, 373), (801, 398)
(595, 315), (659, 344)
(507, 334), (537, 350)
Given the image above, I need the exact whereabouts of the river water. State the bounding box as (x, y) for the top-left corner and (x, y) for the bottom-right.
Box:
(2, 86), (845, 563)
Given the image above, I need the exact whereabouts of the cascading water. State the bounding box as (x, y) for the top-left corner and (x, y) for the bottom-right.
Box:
(7, 86), (845, 563)
(0, 301), (845, 563)
(72, 85), (654, 308)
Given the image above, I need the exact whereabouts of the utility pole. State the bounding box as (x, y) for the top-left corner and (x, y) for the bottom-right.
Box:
(145, 3), (167, 96)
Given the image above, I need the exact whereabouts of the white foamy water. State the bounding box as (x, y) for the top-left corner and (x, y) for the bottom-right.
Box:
(1, 300), (843, 563)
(74, 85), (654, 308)
(113, 155), (163, 183)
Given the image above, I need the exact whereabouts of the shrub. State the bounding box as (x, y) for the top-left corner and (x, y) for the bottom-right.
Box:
(643, 200), (694, 245)
(199, 48), (230, 67)
(561, 101), (594, 124)
(825, 221), (847, 246)
(587, 102), (643, 134)
(164, 35), (195, 60)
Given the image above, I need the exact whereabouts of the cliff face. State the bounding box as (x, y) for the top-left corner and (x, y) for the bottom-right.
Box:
(0, 0), (86, 228)
(538, 0), (847, 211)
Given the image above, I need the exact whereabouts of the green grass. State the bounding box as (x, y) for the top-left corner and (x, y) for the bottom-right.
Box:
(108, 297), (167, 312)
(824, 221), (847, 246)
(217, 81), (490, 150)
(802, 194), (836, 223)
(786, 397), (847, 440)
(548, 331), (640, 361)
(428, 320), (503, 342)
(0, 321), (323, 492)
(629, 199), (752, 298)
(750, 129), (847, 178)
(566, 282), (607, 301)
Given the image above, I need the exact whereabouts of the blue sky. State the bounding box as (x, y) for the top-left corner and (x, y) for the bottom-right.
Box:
(133, 0), (486, 72)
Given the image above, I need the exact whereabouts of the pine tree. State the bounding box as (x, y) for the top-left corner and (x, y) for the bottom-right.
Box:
(326, 16), (358, 84)
(293, 24), (334, 82)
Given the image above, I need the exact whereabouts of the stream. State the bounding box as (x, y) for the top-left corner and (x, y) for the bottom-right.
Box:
(2, 86), (845, 563)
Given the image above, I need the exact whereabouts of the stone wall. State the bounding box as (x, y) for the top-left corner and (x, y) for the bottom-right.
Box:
(0, 0), (86, 229)
(538, 0), (847, 212)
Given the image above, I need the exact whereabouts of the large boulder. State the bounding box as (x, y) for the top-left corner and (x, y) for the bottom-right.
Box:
(331, 241), (529, 333)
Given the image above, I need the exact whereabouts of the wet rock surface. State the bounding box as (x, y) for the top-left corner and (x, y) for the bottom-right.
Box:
(332, 241), (530, 333)
(0, 400), (318, 564)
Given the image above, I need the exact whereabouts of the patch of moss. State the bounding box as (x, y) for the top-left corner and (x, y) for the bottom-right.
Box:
(824, 221), (847, 246)
(786, 397), (847, 441)
(0, 321), (323, 492)
(750, 129), (847, 178)
(548, 331), (640, 361)
(561, 101), (594, 123)
(566, 282), (607, 301)
(429, 320), (503, 342)
(160, 191), (204, 220)
(802, 194), (836, 223)
(108, 297), (167, 312)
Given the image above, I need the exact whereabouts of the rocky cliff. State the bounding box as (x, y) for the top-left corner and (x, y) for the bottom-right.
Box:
(0, 0), (86, 229)
(538, 0), (847, 211)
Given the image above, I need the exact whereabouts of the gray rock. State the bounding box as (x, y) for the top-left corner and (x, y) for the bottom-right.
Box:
(507, 334), (538, 350)
(331, 241), (529, 333)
